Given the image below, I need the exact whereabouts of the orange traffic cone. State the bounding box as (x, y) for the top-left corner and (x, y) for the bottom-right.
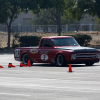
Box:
(8, 63), (16, 68)
(0, 65), (4, 68)
(20, 63), (27, 67)
(28, 60), (31, 67)
(8, 63), (12, 68)
(69, 64), (72, 72)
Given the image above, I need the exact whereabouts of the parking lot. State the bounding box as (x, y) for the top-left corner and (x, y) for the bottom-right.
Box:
(0, 53), (100, 100)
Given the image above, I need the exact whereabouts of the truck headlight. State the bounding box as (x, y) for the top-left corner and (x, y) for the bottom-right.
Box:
(71, 54), (76, 59)
(96, 53), (100, 58)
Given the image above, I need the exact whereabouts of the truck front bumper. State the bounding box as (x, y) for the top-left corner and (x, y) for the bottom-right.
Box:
(66, 59), (99, 64)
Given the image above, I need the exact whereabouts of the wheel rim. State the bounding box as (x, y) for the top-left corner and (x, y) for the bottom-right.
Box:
(22, 54), (29, 65)
(57, 54), (64, 66)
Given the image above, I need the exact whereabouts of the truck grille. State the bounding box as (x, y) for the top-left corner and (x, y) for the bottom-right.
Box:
(76, 53), (97, 59)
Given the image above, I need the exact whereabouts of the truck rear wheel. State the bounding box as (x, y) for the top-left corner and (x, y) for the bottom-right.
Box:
(56, 54), (66, 67)
(22, 53), (30, 65)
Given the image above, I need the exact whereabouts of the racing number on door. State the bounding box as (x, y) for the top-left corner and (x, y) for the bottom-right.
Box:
(43, 54), (46, 60)
(41, 54), (48, 61)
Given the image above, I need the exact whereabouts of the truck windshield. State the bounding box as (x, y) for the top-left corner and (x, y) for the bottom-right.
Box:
(51, 38), (79, 46)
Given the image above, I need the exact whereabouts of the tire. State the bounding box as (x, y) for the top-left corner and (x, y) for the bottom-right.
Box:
(85, 62), (94, 66)
(22, 53), (30, 65)
(56, 54), (66, 67)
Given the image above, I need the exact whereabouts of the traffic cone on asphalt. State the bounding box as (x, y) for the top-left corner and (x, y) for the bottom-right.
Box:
(28, 60), (31, 67)
(0, 65), (4, 68)
(20, 63), (27, 67)
(8, 63), (12, 68)
(8, 63), (16, 68)
(69, 64), (72, 72)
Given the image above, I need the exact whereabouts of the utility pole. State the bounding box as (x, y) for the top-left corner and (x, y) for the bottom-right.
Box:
(58, 9), (61, 36)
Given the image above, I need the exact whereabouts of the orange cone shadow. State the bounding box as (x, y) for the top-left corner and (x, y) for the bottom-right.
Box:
(0, 65), (4, 68)
(20, 63), (27, 67)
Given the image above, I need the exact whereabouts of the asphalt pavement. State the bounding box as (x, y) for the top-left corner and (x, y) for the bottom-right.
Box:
(0, 54), (100, 100)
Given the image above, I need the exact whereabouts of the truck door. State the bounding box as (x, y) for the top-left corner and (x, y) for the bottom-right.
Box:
(38, 39), (54, 63)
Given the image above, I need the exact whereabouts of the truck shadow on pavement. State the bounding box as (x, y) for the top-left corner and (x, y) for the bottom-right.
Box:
(32, 63), (99, 67)
(0, 52), (14, 55)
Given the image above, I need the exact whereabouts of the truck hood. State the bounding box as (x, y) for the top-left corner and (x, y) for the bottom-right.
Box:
(56, 46), (99, 53)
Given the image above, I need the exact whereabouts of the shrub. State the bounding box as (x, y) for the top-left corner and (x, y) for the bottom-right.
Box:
(62, 34), (92, 46)
(12, 32), (20, 48)
(19, 36), (41, 47)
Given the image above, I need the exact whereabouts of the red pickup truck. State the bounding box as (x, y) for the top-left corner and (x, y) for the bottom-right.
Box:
(14, 36), (100, 66)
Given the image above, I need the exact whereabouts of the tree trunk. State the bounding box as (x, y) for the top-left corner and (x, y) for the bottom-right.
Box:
(7, 26), (11, 49)
(58, 9), (61, 36)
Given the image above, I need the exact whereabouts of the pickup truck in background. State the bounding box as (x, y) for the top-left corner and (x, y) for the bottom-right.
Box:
(14, 36), (100, 66)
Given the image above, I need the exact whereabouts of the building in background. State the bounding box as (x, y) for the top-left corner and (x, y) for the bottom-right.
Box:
(0, 11), (97, 32)
(12, 11), (34, 26)
(11, 11), (96, 26)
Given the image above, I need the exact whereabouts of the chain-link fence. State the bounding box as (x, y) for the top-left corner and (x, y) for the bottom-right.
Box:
(0, 24), (100, 48)
(0, 24), (100, 33)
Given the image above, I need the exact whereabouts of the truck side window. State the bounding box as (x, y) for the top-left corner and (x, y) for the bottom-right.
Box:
(41, 39), (52, 47)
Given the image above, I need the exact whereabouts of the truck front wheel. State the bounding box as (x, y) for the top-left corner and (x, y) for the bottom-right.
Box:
(56, 54), (66, 67)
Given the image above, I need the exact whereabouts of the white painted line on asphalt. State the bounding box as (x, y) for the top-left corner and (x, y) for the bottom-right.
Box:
(0, 93), (31, 97)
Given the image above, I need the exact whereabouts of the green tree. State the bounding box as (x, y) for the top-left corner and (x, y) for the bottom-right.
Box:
(30, 8), (79, 25)
(0, 0), (74, 48)
(0, 0), (39, 48)
(32, 0), (75, 35)
(94, 18), (100, 31)
(30, 9), (57, 25)
(72, 0), (100, 20)
(30, 0), (78, 35)
(39, 0), (68, 12)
